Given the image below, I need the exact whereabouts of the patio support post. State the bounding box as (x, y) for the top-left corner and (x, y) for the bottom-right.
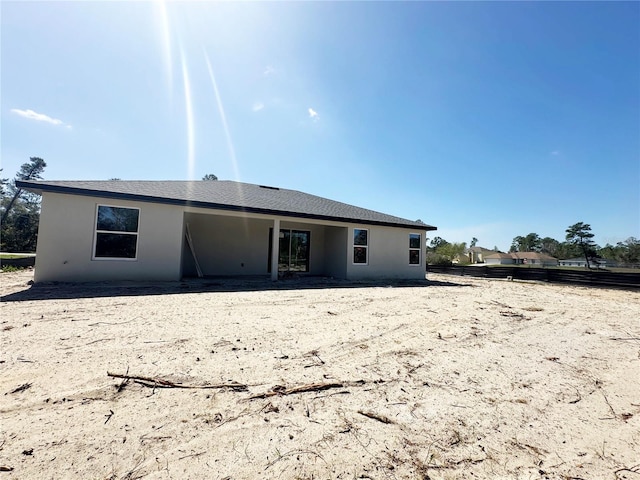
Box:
(271, 219), (280, 281)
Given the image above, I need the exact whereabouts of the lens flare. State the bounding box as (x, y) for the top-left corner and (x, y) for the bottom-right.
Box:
(156, 0), (173, 100)
(180, 46), (196, 180)
(203, 49), (241, 182)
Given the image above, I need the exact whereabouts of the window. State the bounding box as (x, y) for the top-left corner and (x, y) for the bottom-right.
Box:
(93, 205), (139, 260)
(409, 233), (421, 265)
(353, 228), (368, 264)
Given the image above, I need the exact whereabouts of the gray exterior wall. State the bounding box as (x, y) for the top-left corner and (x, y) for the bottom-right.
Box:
(183, 214), (349, 277)
(485, 257), (514, 265)
(32, 193), (428, 282)
(183, 212), (273, 276)
(346, 226), (425, 280)
(34, 192), (184, 282)
(323, 226), (348, 278)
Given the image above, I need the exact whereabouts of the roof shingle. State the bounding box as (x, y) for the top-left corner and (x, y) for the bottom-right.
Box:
(17, 180), (436, 230)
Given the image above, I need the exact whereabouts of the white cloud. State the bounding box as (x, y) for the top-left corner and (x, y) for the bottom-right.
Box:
(252, 102), (265, 112)
(550, 150), (560, 156)
(263, 65), (276, 76)
(308, 107), (319, 120)
(11, 108), (71, 129)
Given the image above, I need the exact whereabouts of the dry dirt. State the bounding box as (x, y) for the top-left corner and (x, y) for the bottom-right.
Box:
(1, 269), (639, 479)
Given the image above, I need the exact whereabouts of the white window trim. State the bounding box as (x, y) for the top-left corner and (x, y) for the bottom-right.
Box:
(352, 228), (369, 265)
(92, 204), (140, 261)
(409, 233), (421, 266)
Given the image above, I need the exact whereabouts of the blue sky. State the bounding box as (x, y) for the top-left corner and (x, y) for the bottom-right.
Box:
(2, 1), (638, 251)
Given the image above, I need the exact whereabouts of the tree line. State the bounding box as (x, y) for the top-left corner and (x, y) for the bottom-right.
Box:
(508, 225), (639, 268)
(427, 224), (640, 268)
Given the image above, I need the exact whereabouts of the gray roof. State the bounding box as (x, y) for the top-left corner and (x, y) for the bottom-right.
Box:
(17, 180), (436, 230)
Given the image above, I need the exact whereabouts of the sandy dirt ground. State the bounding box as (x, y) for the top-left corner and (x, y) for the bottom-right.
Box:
(1, 269), (639, 480)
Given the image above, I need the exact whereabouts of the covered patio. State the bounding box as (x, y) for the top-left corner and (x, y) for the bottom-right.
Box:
(182, 210), (348, 280)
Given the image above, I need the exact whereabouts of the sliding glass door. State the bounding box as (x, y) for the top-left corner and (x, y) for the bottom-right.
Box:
(271, 229), (310, 273)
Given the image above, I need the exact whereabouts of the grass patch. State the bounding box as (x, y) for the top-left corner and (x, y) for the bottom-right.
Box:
(1, 265), (26, 273)
(0, 253), (33, 259)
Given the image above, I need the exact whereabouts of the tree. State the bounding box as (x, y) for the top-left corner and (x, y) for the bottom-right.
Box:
(1, 157), (46, 225)
(621, 237), (640, 265)
(202, 174), (218, 181)
(0, 169), (8, 196)
(425, 237), (467, 265)
(1, 157), (47, 252)
(429, 236), (448, 250)
(540, 237), (561, 257)
(600, 237), (640, 265)
(510, 233), (541, 253)
(436, 241), (467, 262)
(470, 237), (478, 248)
(565, 222), (596, 269)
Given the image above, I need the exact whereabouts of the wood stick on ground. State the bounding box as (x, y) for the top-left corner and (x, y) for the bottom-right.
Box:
(614, 464), (640, 478)
(107, 372), (247, 391)
(358, 410), (394, 424)
(249, 382), (344, 400)
(7, 383), (31, 394)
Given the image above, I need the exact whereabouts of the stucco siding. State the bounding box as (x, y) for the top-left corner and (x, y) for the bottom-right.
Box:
(184, 213), (272, 276)
(323, 226), (348, 278)
(183, 215), (339, 277)
(486, 258), (514, 265)
(346, 226), (425, 280)
(34, 193), (184, 282)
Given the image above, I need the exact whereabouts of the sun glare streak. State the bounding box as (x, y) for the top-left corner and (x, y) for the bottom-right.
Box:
(203, 49), (249, 232)
(203, 49), (241, 182)
(156, 0), (173, 101)
(180, 47), (196, 180)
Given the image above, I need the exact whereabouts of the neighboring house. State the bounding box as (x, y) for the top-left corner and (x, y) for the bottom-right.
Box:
(484, 253), (514, 265)
(559, 257), (618, 269)
(485, 252), (558, 267)
(511, 252), (559, 267)
(18, 180), (436, 283)
(466, 246), (495, 264)
(559, 258), (589, 268)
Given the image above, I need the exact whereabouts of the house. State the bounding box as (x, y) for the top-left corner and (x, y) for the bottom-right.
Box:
(485, 252), (558, 267)
(511, 252), (558, 267)
(484, 253), (514, 265)
(17, 180), (436, 283)
(466, 246), (495, 264)
(559, 257), (618, 269)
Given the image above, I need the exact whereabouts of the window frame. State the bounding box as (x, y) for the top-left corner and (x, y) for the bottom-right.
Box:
(92, 204), (140, 261)
(353, 228), (369, 265)
(409, 233), (421, 266)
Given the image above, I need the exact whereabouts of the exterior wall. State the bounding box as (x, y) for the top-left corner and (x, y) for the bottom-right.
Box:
(519, 257), (558, 267)
(34, 193), (184, 282)
(559, 260), (586, 267)
(345, 225), (426, 280)
(183, 214), (337, 277)
(486, 257), (514, 265)
(184, 213), (272, 276)
(323, 226), (348, 278)
(34, 193), (430, 282)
